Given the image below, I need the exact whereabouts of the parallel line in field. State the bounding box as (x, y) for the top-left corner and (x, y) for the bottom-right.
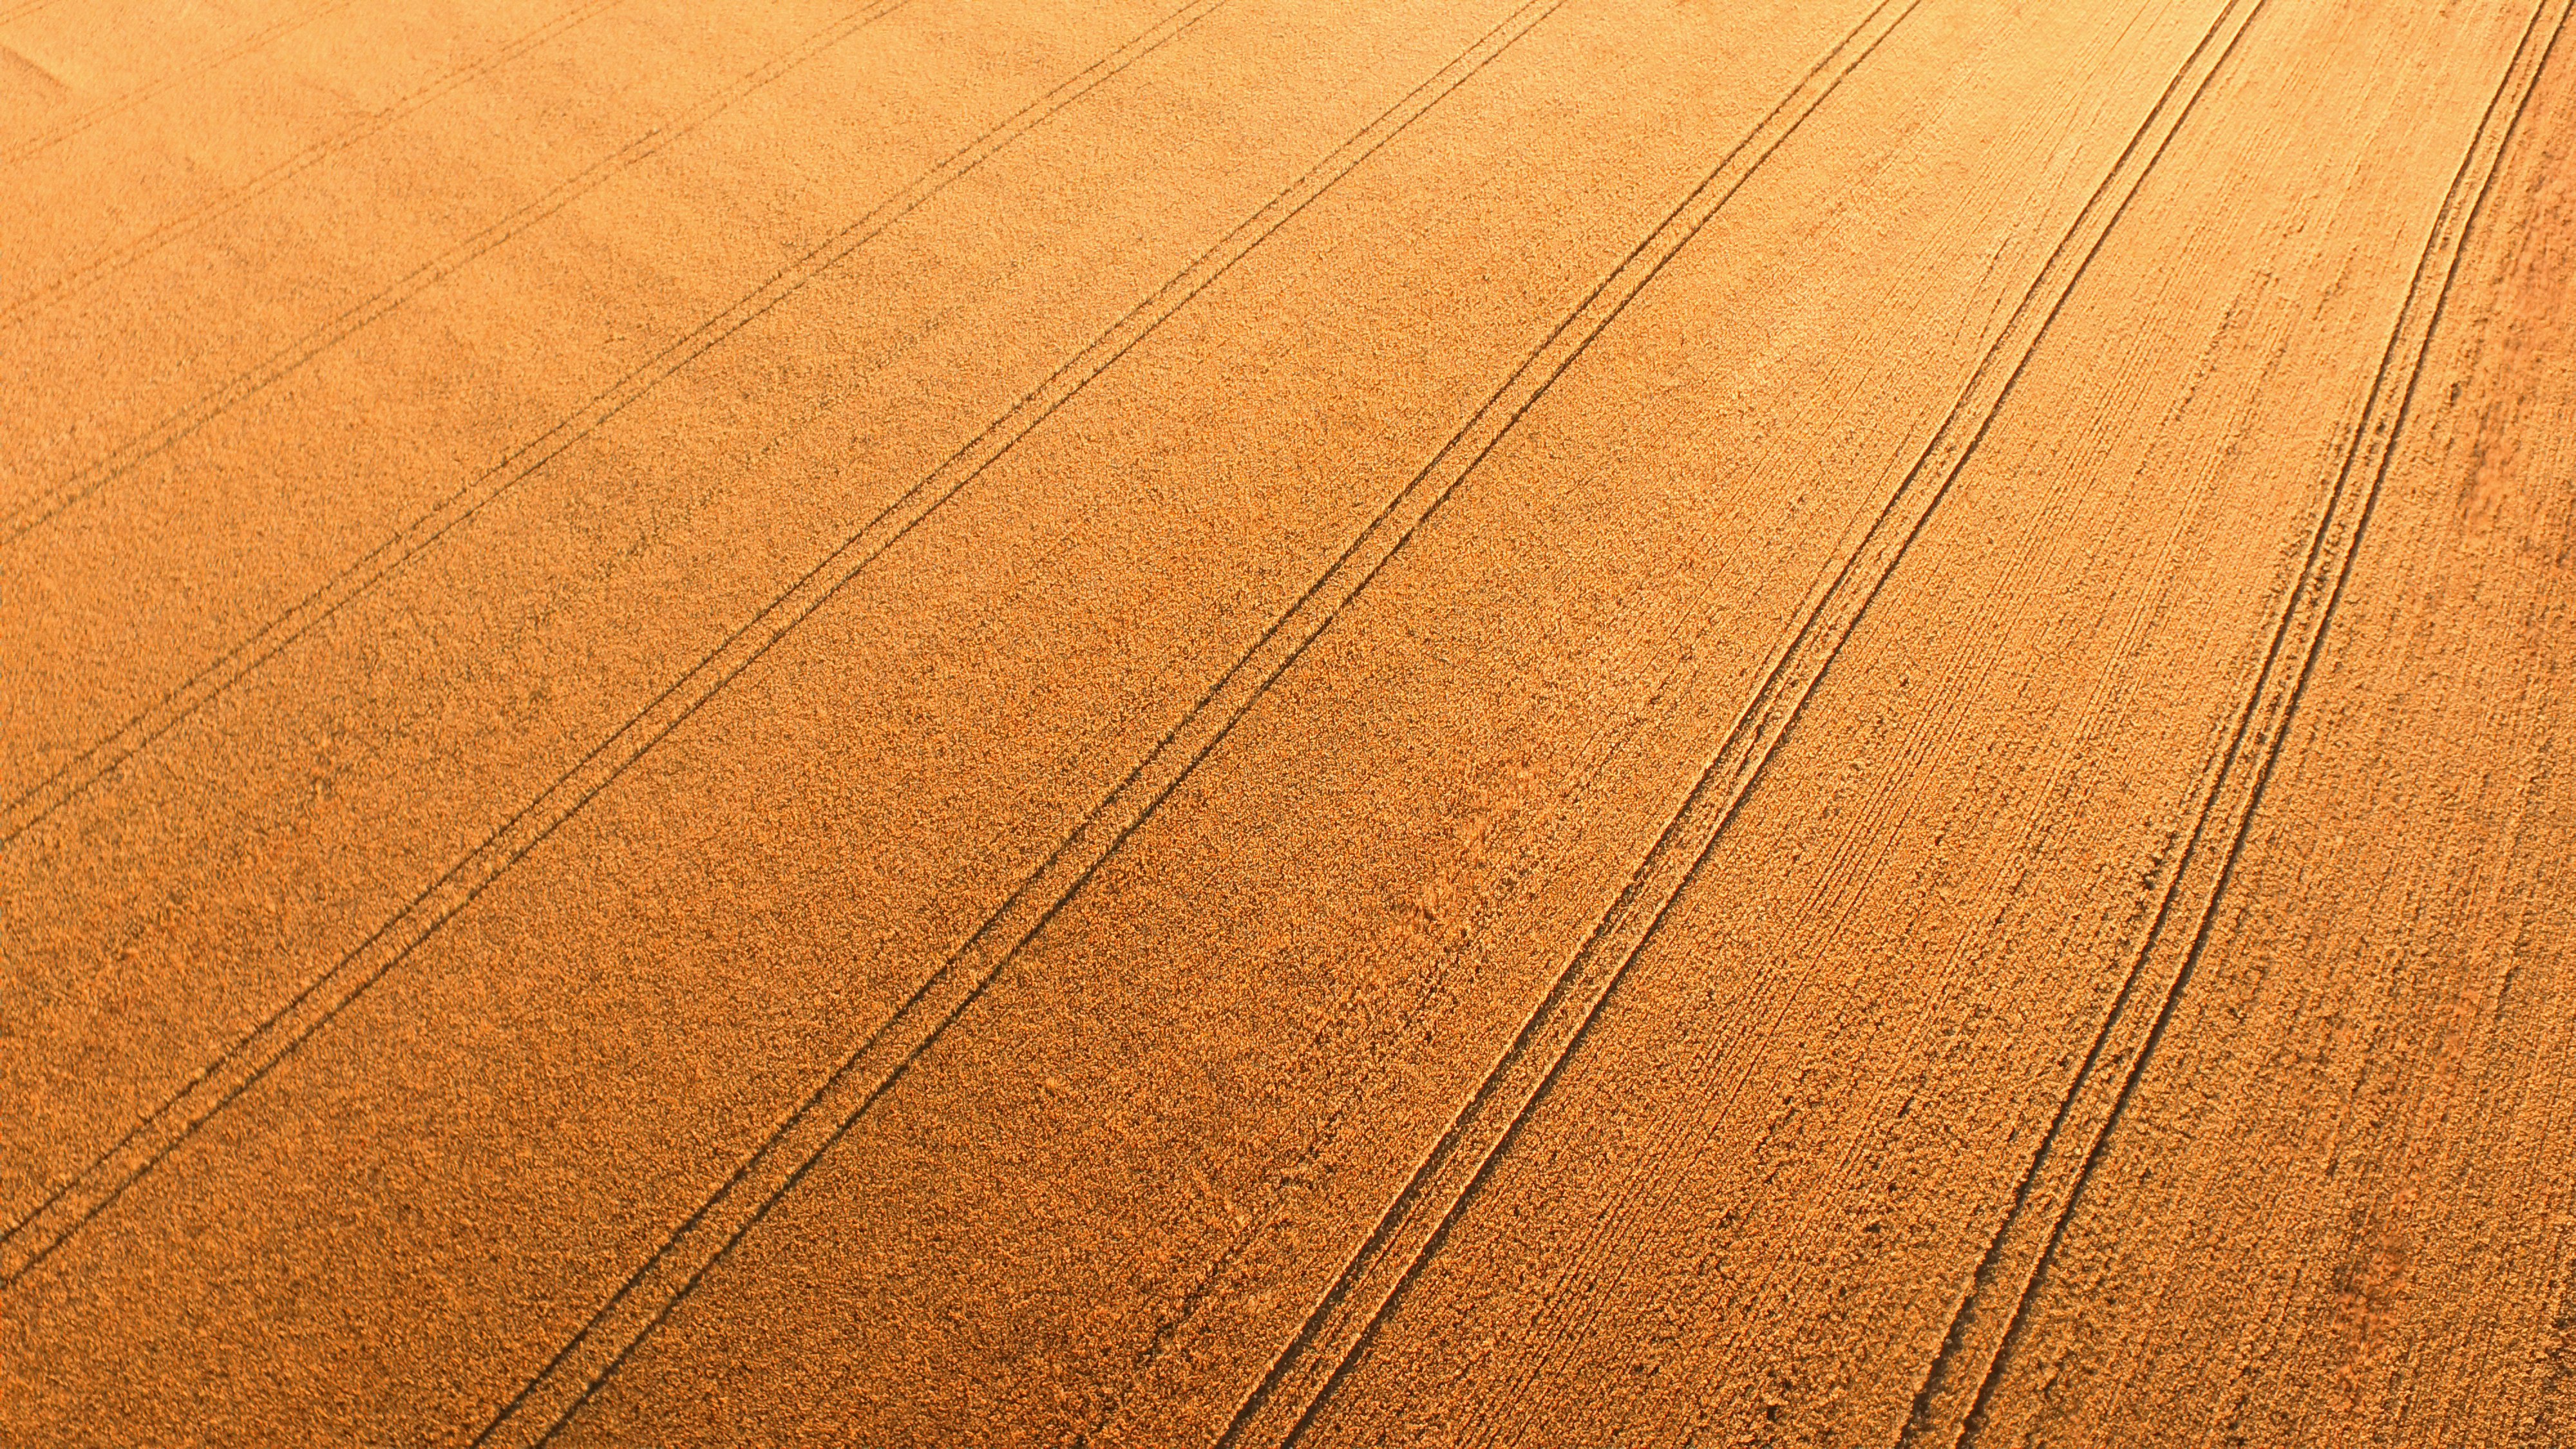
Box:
(0, 0), (918, 543)
(0, 0), (1236, 1287)
(1217, 0), (2270, 1441)
(1508, 263), (2249, 1441)
(466, 3), (1604, 1439)
(0, 0), (354, 169)
(0, 0), (638, 327)
(0, 0), (1054, 845)
(1939, 3), (2571, 1443)
(506, 0), (1905, 1421)
(1065, 596), (1738, 1448)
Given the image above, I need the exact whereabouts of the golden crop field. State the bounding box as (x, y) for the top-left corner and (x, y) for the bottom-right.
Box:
(4, 0), (2571, 1443)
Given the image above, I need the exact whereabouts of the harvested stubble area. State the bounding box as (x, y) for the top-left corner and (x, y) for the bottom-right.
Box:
(4, 0), (2574, 1443)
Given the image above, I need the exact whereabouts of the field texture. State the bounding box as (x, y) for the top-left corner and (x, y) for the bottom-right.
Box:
(5, 0), (2574, 1443)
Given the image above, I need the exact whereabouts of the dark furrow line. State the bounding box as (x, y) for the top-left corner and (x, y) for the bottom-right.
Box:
(1208, 0), (1937, 1434)
(0, 0), (1237, 1281)
(1610, 477), (2191, 1449)
(1920, 3), (2559, 1440)
(0, 0), (636, 327)
(1067, 588), (1730, 1449)
(506, 0), (1896, 1428)
(1218, 1), (2268, 1441)
(0, 0), (916, 544)
(468, 8), (1586, 1444)
(1946, 5), (2570, 1443)
(0, 0), (1376, 857)
(0, 0), (352, 168)
(1905, 0), (2557, 1434)
(0, 0), (64, 28)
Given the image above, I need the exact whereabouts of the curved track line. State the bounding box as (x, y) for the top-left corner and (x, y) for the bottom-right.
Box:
(0, 0), (636, 327)
(1934, 5), (2571, 1444)
(0, 0), (916, 544)
(0, 0), (353, 169)
(0, 0), (1235, 1286)
(1211, 0), (2273, 1441)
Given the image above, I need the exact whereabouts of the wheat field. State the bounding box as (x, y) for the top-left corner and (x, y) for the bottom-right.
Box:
(3, 0), (2572, 1443)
